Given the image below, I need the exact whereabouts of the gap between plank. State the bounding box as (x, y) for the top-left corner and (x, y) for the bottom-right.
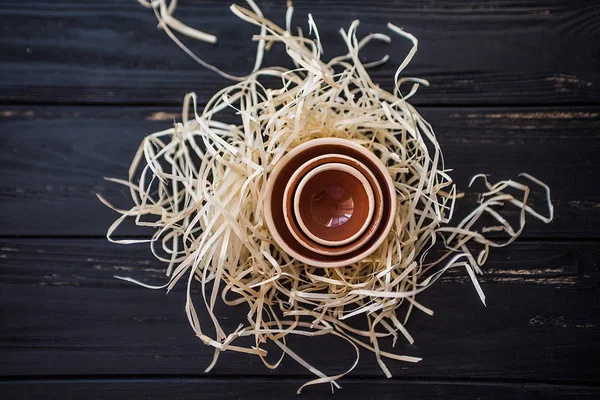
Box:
(0, 374), (599, 388)
(0, 235), (597, 244)
(2, 100), (600, 109)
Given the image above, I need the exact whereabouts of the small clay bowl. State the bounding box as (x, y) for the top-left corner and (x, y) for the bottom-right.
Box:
(264, 138), (397, 268)
(294, 162), (375, 246)
(282, 154), (384, 257)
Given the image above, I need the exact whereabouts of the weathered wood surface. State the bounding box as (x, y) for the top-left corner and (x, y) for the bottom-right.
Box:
(1, 239), (598, 382)
(1, 378), (599, 400)
(1, 1), (599, 398)
(1, 106), (598, 238)
(1, 1), (599, 106)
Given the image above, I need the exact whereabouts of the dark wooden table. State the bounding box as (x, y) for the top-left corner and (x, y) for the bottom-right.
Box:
(1, 1), (599, 399)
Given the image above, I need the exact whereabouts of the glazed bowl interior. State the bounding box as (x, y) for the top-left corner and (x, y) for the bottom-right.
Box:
(294, 162), (374, 246)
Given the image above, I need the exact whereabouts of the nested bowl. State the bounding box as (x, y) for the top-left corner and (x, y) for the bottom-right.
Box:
(264, 138), (396, 268)
(282, 154), (384, 256)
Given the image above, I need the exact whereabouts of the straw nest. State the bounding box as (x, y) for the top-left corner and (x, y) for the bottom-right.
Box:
(99, 0), (553, 393)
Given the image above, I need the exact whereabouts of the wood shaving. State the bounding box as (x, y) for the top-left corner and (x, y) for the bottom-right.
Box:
(100, 1), (554, 393)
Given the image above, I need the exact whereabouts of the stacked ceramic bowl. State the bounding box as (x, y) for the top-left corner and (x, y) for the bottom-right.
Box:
(265, 138), (396, 267)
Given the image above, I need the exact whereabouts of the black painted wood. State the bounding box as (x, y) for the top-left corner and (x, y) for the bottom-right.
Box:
(1, 378), (599, 400)
(1, 1), (599, 106)
(1, 239), (598, 382)
(1, 1), (599, 397)
(1, 106), (598, 238)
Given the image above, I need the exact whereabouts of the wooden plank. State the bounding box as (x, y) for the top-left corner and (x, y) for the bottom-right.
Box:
(0, 106), (598, 237)
(1, 238), (598, 381)
(1, 1), (599, 106)
(1, 378), (599, 400)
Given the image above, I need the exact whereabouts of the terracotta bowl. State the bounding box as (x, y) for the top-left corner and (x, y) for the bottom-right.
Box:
(296, 162), (375, 244)
(264, 138), (397, 268)
(282, 154), (384, 257)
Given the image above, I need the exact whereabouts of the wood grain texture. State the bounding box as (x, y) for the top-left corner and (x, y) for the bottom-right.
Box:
(1, 1), (599, 396)
(1, 0), (599, 106)
(1, 106), (598, 237)
(1, 239), (598, 381)
(1, 378), (599, 400)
